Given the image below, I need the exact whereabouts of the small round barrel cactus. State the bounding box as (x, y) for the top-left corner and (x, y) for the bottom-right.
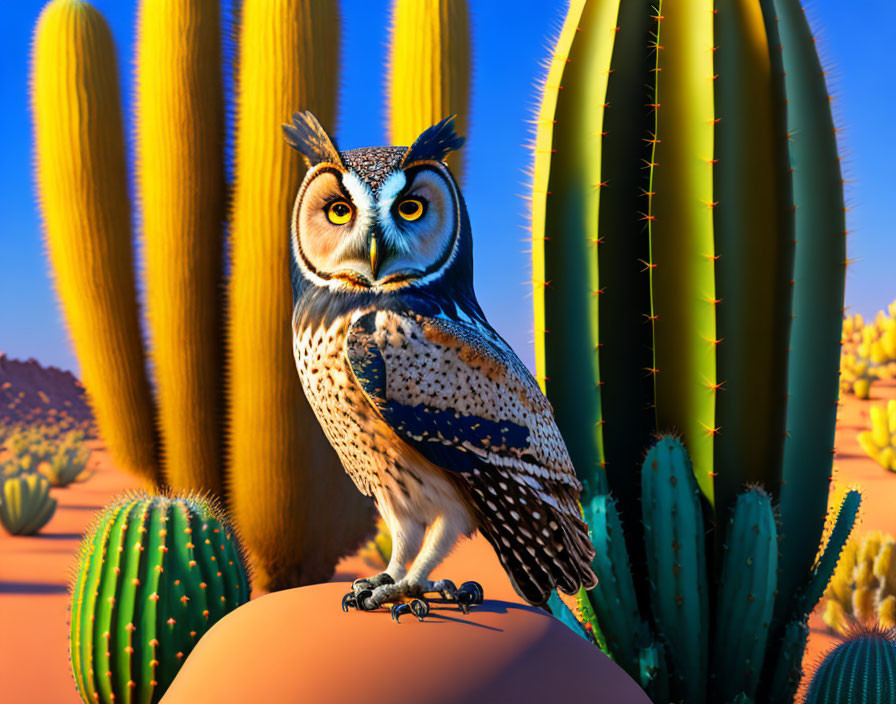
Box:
(0, 472), (57, 535)
(69, 491), (250, 704)
(804, 623), (896, 704)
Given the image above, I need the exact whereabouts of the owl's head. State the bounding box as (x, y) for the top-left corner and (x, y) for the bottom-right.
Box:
(284, 111), (470, 295)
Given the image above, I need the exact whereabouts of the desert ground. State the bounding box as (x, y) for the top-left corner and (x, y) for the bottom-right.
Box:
(2, 379), (894, 703)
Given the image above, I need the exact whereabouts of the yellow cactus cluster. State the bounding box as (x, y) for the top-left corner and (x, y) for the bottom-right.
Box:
(858, 399), (896, 472)
(824, 530), (896, 634)
(357, 517), (393, 571)
(840, 300), (896, 399)
(2, 425), (91, 486)
(31, 0), (471, 590)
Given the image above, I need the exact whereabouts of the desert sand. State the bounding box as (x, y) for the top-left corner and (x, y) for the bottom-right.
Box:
(2, 380), (895, 703)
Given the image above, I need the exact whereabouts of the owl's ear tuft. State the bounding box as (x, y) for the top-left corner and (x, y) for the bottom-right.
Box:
(401, 115), (465, 166)
(283, 111), (343, 168)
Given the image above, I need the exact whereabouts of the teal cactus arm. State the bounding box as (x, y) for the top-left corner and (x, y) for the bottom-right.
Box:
(713, 487), (778, 702)
(766, 618), (810, 704)
(772, 0), (848, 627)
(728, 694), (755, 704)
(583, 493), (642, 673)
(547, 590), (590, 643)
(639, 639), (670, 704)
(641, 436), (709, 704)
(794, 489), (862, 620)
(804, 625), (896, 704)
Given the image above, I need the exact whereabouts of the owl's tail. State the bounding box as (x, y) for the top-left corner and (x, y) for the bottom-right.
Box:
(465, 473), (597, 606)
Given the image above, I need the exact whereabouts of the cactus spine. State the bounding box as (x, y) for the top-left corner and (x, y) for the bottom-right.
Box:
(804, 624), (896, 704)
(31, 0), (160, 487)
(388, 0), (471, 178)
(135, 0), (226, 494)
(227, 0), (372, 591)
(69, 492), (249, 704)
(0, 472), (57, 535)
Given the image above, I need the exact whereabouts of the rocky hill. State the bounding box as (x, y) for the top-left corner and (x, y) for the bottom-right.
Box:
(0, 352), (95, 434)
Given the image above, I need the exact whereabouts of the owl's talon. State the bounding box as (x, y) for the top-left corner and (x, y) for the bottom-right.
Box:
(342, 588), (378, 612)
(456, 581), (484, 613)
(352, 572), (394, 594)
(433, 579), (457, 601)
(392, 598), (430, 623)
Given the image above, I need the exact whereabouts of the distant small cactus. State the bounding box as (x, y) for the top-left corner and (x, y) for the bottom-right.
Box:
(0, 472), (57, 535)
(824, 531), (896, 633)
(69, 491), (250, 704)
(840, 301), (896, 400)
(858, 400), (896, 473)
(803, 623), (896, 704)
(40, 441), (91, 487)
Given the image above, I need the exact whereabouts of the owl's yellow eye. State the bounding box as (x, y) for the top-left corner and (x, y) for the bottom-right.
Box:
(326, 200), (354, 225)
(396, 198), (425, 222)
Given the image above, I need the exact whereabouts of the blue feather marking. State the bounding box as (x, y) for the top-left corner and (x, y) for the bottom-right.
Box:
(346, 313), (531, 474)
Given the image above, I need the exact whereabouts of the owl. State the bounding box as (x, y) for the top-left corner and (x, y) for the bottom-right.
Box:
(284, 111), (597, 621)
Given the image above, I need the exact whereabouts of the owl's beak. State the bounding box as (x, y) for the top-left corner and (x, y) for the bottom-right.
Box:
(369, 234), (381, 280)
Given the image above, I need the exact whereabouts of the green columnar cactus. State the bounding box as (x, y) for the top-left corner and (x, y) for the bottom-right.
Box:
(531, 0), (844, 555)
(532, 1), (850, 701)
(69, 492), (250, 704)
(0, 472), (57, 535)
(804, 624), (896, 704)
(713, 488), (777, 702)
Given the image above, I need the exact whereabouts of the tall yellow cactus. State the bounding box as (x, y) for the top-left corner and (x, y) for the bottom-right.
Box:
(388, 0), (471, 177)
(31, 0), (160, 487)
(227, 0), (373, 591)
(136, 0), (226, 494)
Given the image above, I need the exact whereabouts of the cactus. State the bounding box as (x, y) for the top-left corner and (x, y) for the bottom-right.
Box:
(227, 0), (373, 591)
(840, 301), (896, 399)
(858, 400), (896, 472)
(582, 493), (641, 673)
(32, 0), (380, 591)
(135, 0), (226, 494)
(358, 517), (392, 571)
(531, 0), (856, 700)
(713, 487), (778, 702)
(824, 531), (896, 634)
(641, 436), (709, 704)
(31, 0), (160, 487)
(803, 623), (896, 704)
(388, 0), (470, 178)
(0, 472), (57, 535)
(41, 441), (91, 487)
(68, 492), (250, 704)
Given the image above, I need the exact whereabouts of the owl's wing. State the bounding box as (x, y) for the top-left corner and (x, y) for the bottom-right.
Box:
(345, 309), (596, 604)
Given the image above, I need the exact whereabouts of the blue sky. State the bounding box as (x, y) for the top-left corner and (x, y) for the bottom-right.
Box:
(1, 1), (892, 375)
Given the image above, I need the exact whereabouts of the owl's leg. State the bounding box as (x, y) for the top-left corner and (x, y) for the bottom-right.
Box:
(350, 504), (424, 595)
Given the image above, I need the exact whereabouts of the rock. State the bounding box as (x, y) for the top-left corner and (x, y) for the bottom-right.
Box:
(162, 581), (650, 704)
